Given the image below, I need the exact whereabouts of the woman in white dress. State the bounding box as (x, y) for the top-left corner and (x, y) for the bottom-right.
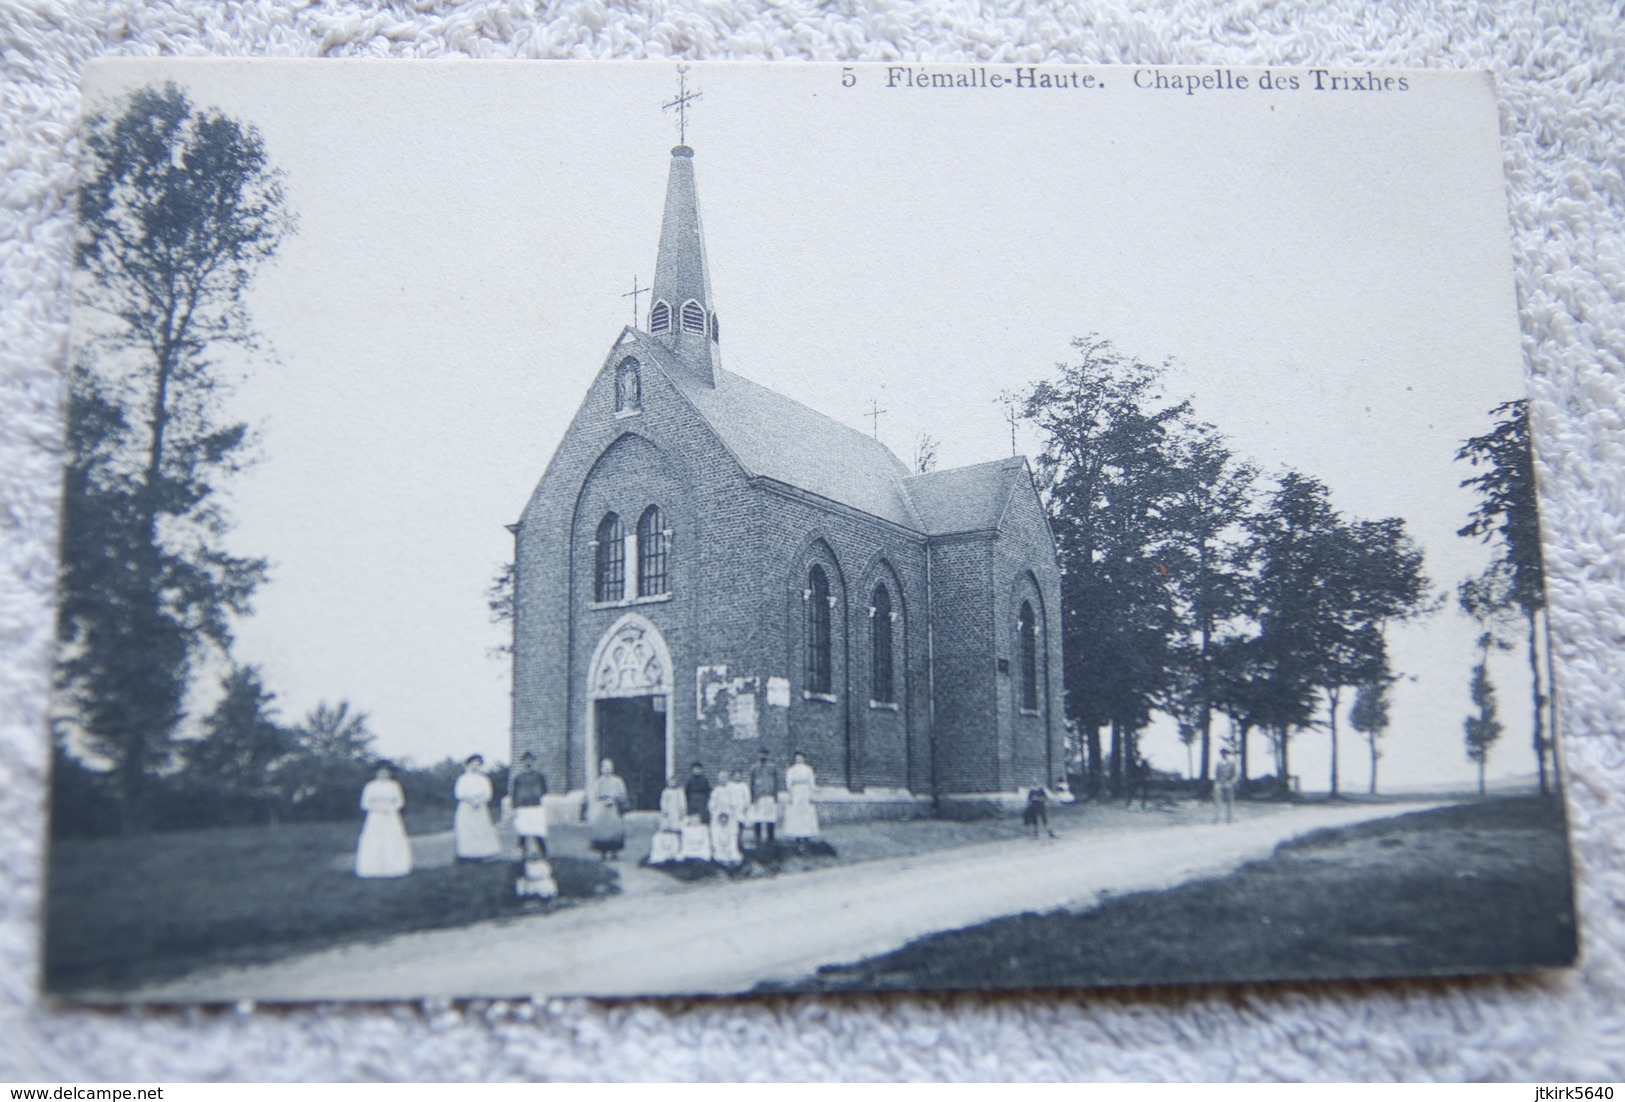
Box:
(453, 754), (502, 862)
(586, 758), (630, 860)
(783, 751), (821, 846)
(355, 763), (412, 878)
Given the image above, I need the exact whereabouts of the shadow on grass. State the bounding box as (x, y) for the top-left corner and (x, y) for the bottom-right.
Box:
(768, 794), (1577, 995)
(642, 839), (840, 883)
(44, 820), (617, 995)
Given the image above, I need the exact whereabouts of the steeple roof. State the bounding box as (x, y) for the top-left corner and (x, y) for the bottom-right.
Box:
(649, 146), (719, 385)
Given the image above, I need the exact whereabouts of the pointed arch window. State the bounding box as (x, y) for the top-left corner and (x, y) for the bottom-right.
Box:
(637, 506), (668, 597)
(870, 583), (895, 705)
(680, 299), (706, 334)
(805, 565), (832, 696)
(650, 300), (672, 334)
(594, 513), (625, 602)
(710, 312), (720, 345)
(1018, 600), (1039, 713)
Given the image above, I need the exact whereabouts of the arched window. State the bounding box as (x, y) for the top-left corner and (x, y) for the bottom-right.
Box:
(710, 312), (720, 345)
(649, 300), (672, 334)
(681, 299), (706, 334)
(805, 565), (832, 695)
(870, 584), (895, 704)
(637, 506), (668, 597)
(614, 357), (641, 413)
(1018, 600), (1039, 712)
(594, 513), (625, 602)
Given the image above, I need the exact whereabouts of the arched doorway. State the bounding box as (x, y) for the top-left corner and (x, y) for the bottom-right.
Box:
(587, 613), (673, 811)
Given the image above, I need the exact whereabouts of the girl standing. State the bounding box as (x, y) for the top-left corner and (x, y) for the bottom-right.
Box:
(782, 751), (821, 846)
(453, 754), (502, 862)
(355, 763), (412, 878)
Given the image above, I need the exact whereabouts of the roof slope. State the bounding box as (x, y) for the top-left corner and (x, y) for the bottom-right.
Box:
(901, 456), (1029, 536)
(663, 360), (921, 528)
(630, 332), (1022, 535)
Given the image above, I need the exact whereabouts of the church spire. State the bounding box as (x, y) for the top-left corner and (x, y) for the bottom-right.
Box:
(647, 69), (719, 385)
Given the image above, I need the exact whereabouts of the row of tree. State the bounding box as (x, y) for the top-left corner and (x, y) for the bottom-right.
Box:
(51, 670), (486, 837)
(1456, 398), (1558, 795)
(1015, 337), (1550, 799)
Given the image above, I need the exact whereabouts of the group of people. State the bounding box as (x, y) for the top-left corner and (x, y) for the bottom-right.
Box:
(353, 752), (559, 898)
(641, 749), (822, 868)
(356, 745), (827, 883)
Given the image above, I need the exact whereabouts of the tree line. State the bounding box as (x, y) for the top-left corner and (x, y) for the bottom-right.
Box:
(1016, 337), (1549, 799)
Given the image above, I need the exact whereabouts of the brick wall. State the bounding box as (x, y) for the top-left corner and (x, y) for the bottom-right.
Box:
(513, 335), (1064, 803)
(991, 469), (1065, 790)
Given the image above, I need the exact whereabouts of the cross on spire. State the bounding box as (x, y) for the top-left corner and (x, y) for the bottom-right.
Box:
(663, 65), (702, 145)
(622, 275), (649, 326)
(866, 398), (889, 440)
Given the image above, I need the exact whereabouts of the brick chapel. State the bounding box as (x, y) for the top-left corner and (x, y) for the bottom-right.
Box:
(508, 139), (1064, 812)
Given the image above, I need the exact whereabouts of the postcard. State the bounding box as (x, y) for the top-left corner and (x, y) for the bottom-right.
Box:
(46, 59), (1575, 1001)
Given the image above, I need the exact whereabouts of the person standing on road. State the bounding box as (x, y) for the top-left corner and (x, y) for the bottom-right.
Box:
(453, 754), (502, 862)
(782, 751), (821, 850)
(1022, 783), (1056, 839)
(747, 749), (783, 849)
(585, 757), (630, 860)
(1214, 747), (1239, 824)
(1126, 754), (1152, 810)
(509, 751), (550, 861)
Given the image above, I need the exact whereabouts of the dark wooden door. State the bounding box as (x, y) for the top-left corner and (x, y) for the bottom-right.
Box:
(596, 696), (666, 810)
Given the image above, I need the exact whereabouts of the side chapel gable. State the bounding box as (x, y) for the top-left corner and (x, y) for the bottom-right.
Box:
(993, 458), (1061, 562)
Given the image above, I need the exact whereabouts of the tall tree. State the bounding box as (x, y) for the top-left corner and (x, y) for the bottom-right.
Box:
(1463, 651), (1503, 797)
(284, 700), (378, 819)
(912, 432), (940, 474)
(1243, 475), (1431, 796)
(1209, 633), (1273, 786)
(1241, 473), (1342, 793)
(56, 84), (293, 830)
(184, 666), (295, 826)
(1348, 674), (1393, 795)
(1160, 419), (1257, 782)
(1321, 517), (1432, 796)
(1457, 399), (1553, 792)
(486, 560), (516, 659)
(1022, 335), (1188, 793)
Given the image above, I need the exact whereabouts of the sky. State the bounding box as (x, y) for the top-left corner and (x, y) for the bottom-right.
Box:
(74, 60), (1537, 792)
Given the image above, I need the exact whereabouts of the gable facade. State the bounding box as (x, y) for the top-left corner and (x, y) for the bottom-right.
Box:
(509, 144), (1063, 808)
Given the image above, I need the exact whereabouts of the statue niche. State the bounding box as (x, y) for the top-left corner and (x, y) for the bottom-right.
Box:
(615, 357), (642, 413)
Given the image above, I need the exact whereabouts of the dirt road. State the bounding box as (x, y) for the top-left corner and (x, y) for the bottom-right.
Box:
(133, 801), (1443, 1001)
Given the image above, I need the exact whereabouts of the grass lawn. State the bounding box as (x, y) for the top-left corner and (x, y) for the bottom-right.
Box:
(787, 794), (1579, 994)
(44, 815), (617, 995)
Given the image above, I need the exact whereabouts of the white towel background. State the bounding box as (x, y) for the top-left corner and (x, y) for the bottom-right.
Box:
(2, 0), (1621, 1082)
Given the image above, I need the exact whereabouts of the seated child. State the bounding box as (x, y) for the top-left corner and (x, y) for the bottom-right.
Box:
(679, 813), (713, 862)
(648, 828), (682, 865)
(515, 857), (559, 900)
(710, 810), (743, 867)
